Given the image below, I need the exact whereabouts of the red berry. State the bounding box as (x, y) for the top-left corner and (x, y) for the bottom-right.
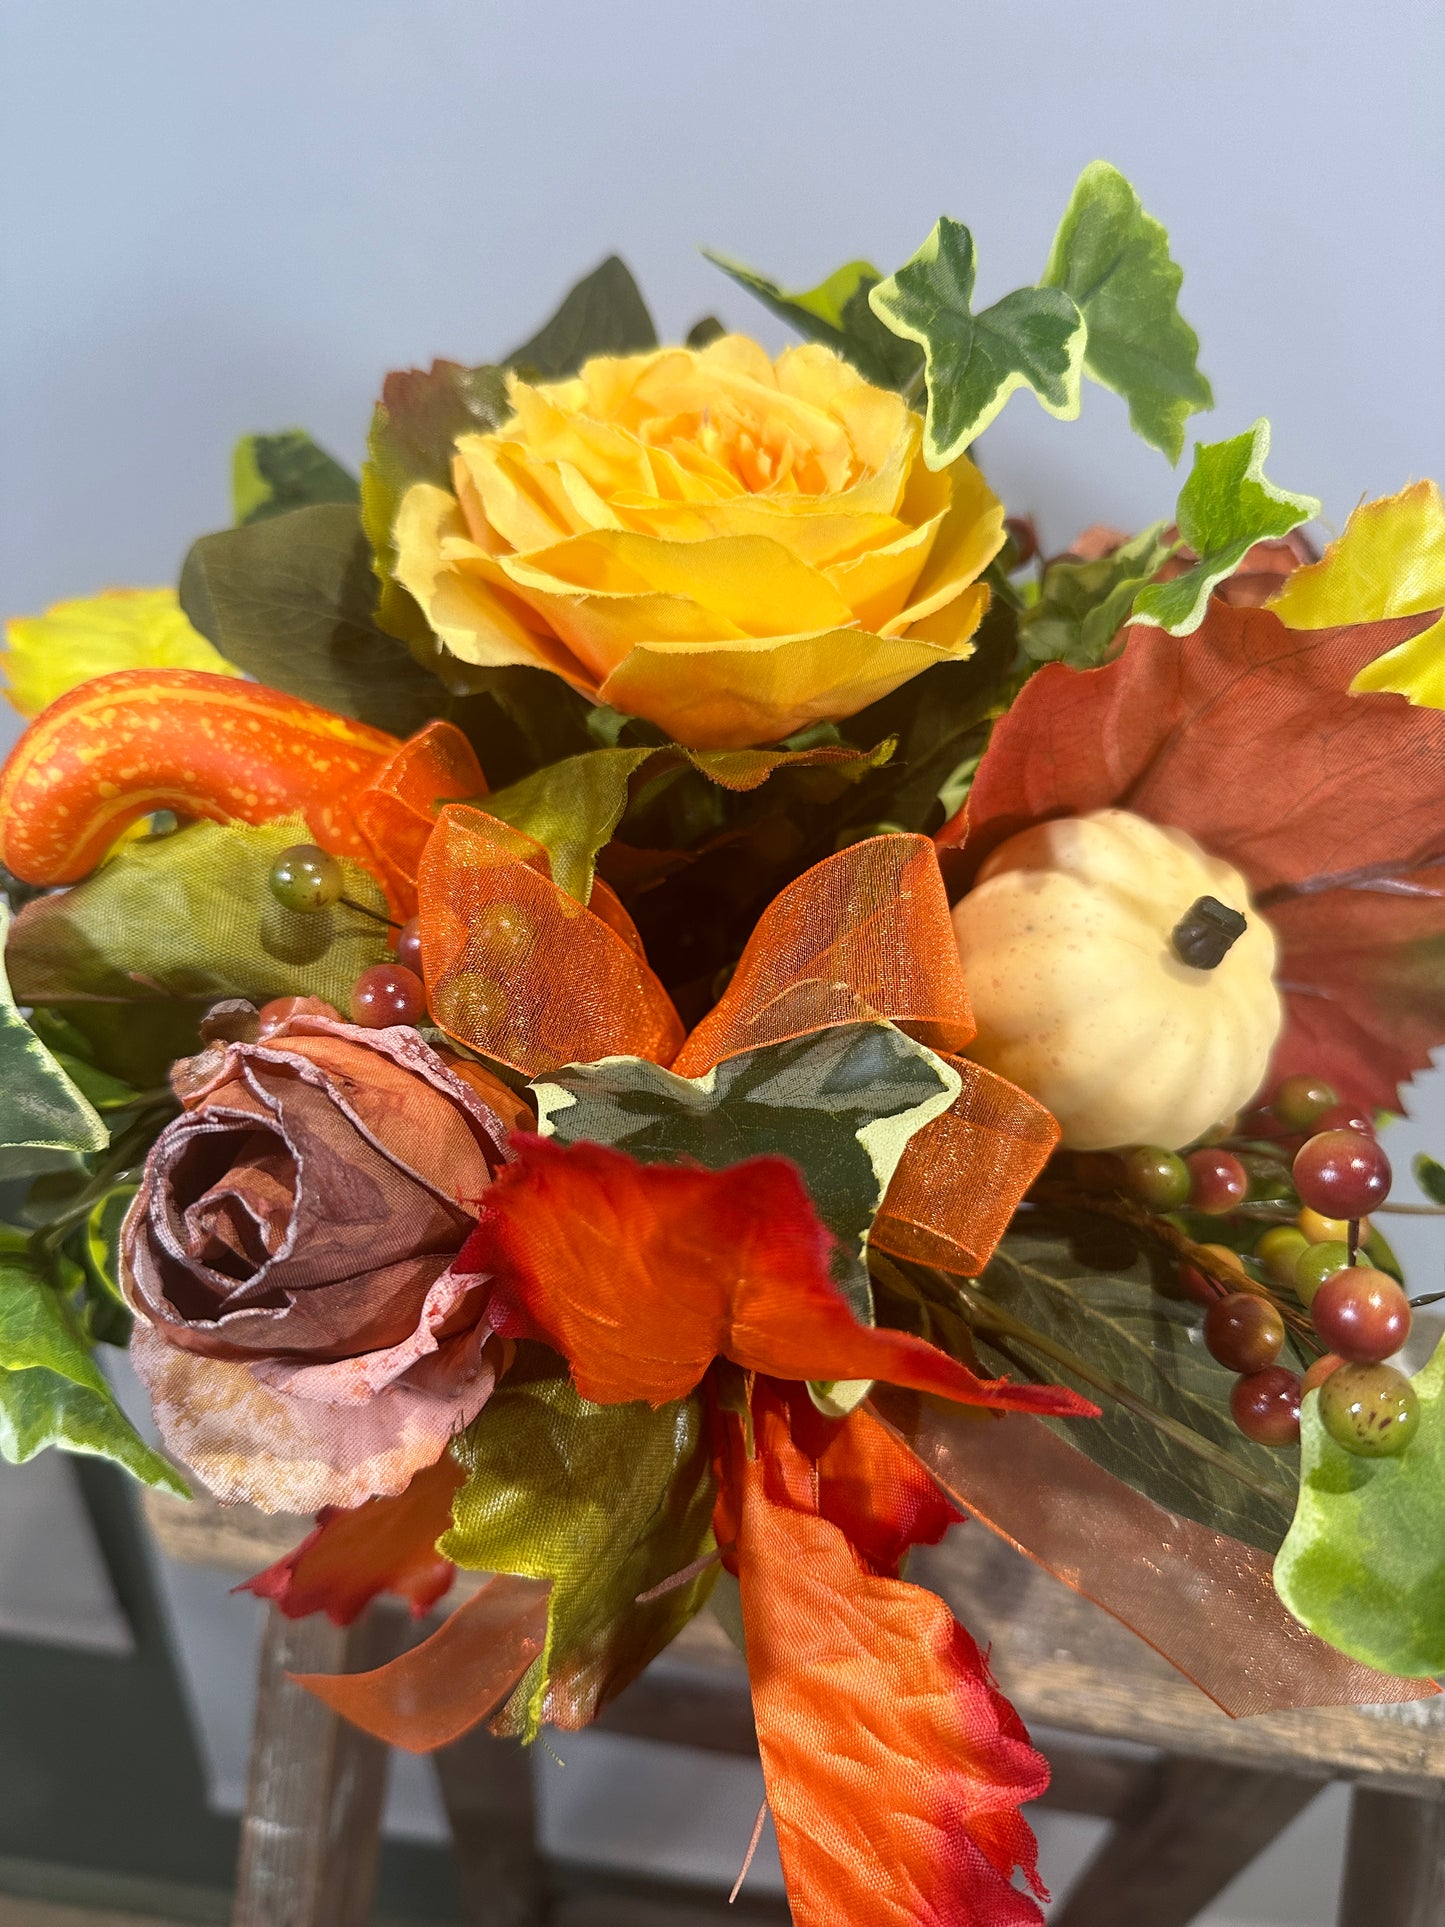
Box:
(256, 995), (338, 1039)
(395, 916), (424, 978)
(1177, 1262), (1221, 1306)
(349, 963), (427, 1028)
(1314, 1102), (1375, 1137)
(1301, 1352), (1345, 1396)
(1292, 1130), (1391, 1219)
(1310, 1267), (1411, 1364)
(1185, 1148), (1248, 1215)
(1231, 1368), (1302, 1446)
(1272, 1075), (1338, 1131)
(1205, 1292), (1285, 1373)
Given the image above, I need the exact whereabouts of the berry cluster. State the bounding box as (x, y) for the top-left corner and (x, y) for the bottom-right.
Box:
(267, 844), (427, 1029)
(1070, 1073), (1421, 1459)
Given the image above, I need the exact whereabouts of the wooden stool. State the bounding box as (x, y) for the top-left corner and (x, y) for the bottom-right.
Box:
(143, 1488), (1445, 1926)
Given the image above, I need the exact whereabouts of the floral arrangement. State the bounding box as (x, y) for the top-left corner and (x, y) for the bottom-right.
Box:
(3, 161), (1445, 1923)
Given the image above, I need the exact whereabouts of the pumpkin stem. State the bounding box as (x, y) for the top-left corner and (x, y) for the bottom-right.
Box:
(1172, 895), (1247, 969)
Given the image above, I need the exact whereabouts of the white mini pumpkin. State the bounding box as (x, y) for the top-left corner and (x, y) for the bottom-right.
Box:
(952, 808), (1282, 1151)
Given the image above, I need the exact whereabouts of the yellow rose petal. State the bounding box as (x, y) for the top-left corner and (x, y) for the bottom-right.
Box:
(1266, 482), (1445, 707)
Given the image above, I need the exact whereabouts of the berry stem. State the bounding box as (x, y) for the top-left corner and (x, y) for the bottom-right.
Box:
(338, 894), (403, 930)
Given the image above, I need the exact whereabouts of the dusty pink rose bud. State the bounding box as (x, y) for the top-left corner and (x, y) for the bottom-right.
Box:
(122, 1008), (528, 1513)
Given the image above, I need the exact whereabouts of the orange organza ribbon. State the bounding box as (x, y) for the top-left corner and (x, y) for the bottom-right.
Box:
(414, 805), (1059, 1279)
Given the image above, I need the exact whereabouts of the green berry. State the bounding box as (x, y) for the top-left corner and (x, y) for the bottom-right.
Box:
(1257, 1225), (1310, 1289)
(268, 843), (342, 913)
(1318, 1362), (1420, 1457)
(1293, 1240), (1351, 1307)
(1122, 1145), (1190, 1211)
(1273, 1075), (1338, 1132)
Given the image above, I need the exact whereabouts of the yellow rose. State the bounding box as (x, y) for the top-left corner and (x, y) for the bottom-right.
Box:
(393, 335), (1004, 749)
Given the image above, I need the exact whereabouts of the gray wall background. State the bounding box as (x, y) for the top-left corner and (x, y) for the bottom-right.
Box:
(1, 4), (1442, 1919)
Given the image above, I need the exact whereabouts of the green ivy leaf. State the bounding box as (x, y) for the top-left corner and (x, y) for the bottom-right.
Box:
(1412, 1152), (1445, 1206)
(702, 252), (922, 391)
(442, 1346), (714, 1741)
(1041, 162), (1213, 463)
(870, 218), (1085, 467)
(913, 1209), (1300, 1552)
(0, 905), (108, 1155)
(1020, 523), (1174, 668)
(1275, 1339), (1445, 1675)
(1131, 421), (1321, 635)
(484, 739), (893, 904)
(0, 1359), (187, 1495)
(179, 502), (448, 733)
(0, 1254), (109, 1394)
(5, 815), (390, 1018)
(505, 255), (657, 380)
(232, 430), (359, 525)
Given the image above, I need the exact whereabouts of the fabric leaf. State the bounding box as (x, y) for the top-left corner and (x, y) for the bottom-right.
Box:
(870, 218), (1085, 467)
(959, 600), (1445, 1115)
(504, 254), (657, 379)
(702, 251), (922, 391)
(242, 1453), (463, 1626)
(1131, 421), (1320, 634)
(1264, 481), (1445, 707)
(232, 430), (359, 525)
(441, 1346), (717, 1739)
(0, 904), (108, 1154)
(0, 1254), (110, 1397)
(725, 1386), (1048, 1926)
(1041, 161), (1213, 462)
(467, 1134), (1095, 1417)
(179, 503), (448, 733)
(1019, 523), (1174, 668)
(2, 588), (237, 721)
(1275, 1338), (1445, 1675)
(5, 815), (390, 1020)
(0, 1347), (187, 1496)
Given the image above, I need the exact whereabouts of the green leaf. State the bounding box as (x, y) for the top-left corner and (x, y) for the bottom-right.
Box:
(5, 815), (390, 1018)
(505, 255), (657, 379)
(1020, 523), (1174, 668)
(179, 502), (448, 733)
(442, 1346), (714, 1740)
(1412, 1152), (1445, 1206)
(232, 430), (359, 525)
(702, 252), (922, 391)
(1041, 161), (1213, 462)
(362, 361), (511, 646)
(915, 1209), (1300, 1552)
(684, 315), (727, 350)
(1131, 421), (1321, 634)
(1275, 1339), (1445, 1674)
(484, 740), (894, 904)
(0, 904), (108, 1155)
(0, 1361), (186, 1495)
(0, 1254), (109, 1394)
(83, 1186), (138, 1308)
(869, 218), (1086, 466)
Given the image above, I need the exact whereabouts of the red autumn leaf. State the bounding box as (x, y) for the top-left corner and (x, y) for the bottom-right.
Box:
(723, 1386), (1049, 1926)
(952, 605), (1445, 1113)
(467, 1135), (1095, 1418)
(241, 1453), (464, 1627)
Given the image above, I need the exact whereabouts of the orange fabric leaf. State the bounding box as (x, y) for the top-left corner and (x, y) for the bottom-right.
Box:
(240, 1452), (465, 1627)
(418, 802), (684, 1074)
(0, 667), (397, 883)
(469, 1134), (1095, 1418)
(294, 1571), (552, 1752)
(726, 1388), (1049, 1926)
(350, 720), (486, 916)
(950, 604), (1445, 1113)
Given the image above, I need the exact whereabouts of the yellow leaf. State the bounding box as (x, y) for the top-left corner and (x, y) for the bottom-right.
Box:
(2, 588), (238, 720)
(1267, 482), (1445, 707)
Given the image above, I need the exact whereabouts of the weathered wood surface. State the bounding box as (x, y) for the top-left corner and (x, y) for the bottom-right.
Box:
(433, 1725), (545, 1927)
(1339, 1785), (1445, 1926)
(144, 1485), (1445, 1793)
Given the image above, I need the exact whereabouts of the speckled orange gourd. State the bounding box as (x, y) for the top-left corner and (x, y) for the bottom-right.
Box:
(0, 668), (399, 882)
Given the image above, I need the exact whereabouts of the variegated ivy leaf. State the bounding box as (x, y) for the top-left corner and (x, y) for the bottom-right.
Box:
(869, 218), (1085, 467)
(1042, 162), (1213, 463)
(531, 1022), (961, 1324)
(1132, 420), (1320, 635)
(702, 251), (922, 392)
(1020, 523), (1174, 668)
(0, 905), (108, 1156)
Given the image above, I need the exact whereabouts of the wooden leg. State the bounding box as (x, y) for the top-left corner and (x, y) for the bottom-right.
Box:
(231, 1604), (405, 1927)
(1339, 1785), (1445, 1926)
(1050, 1754), (1324, 1927)
(433, 1719), (545, 1926)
